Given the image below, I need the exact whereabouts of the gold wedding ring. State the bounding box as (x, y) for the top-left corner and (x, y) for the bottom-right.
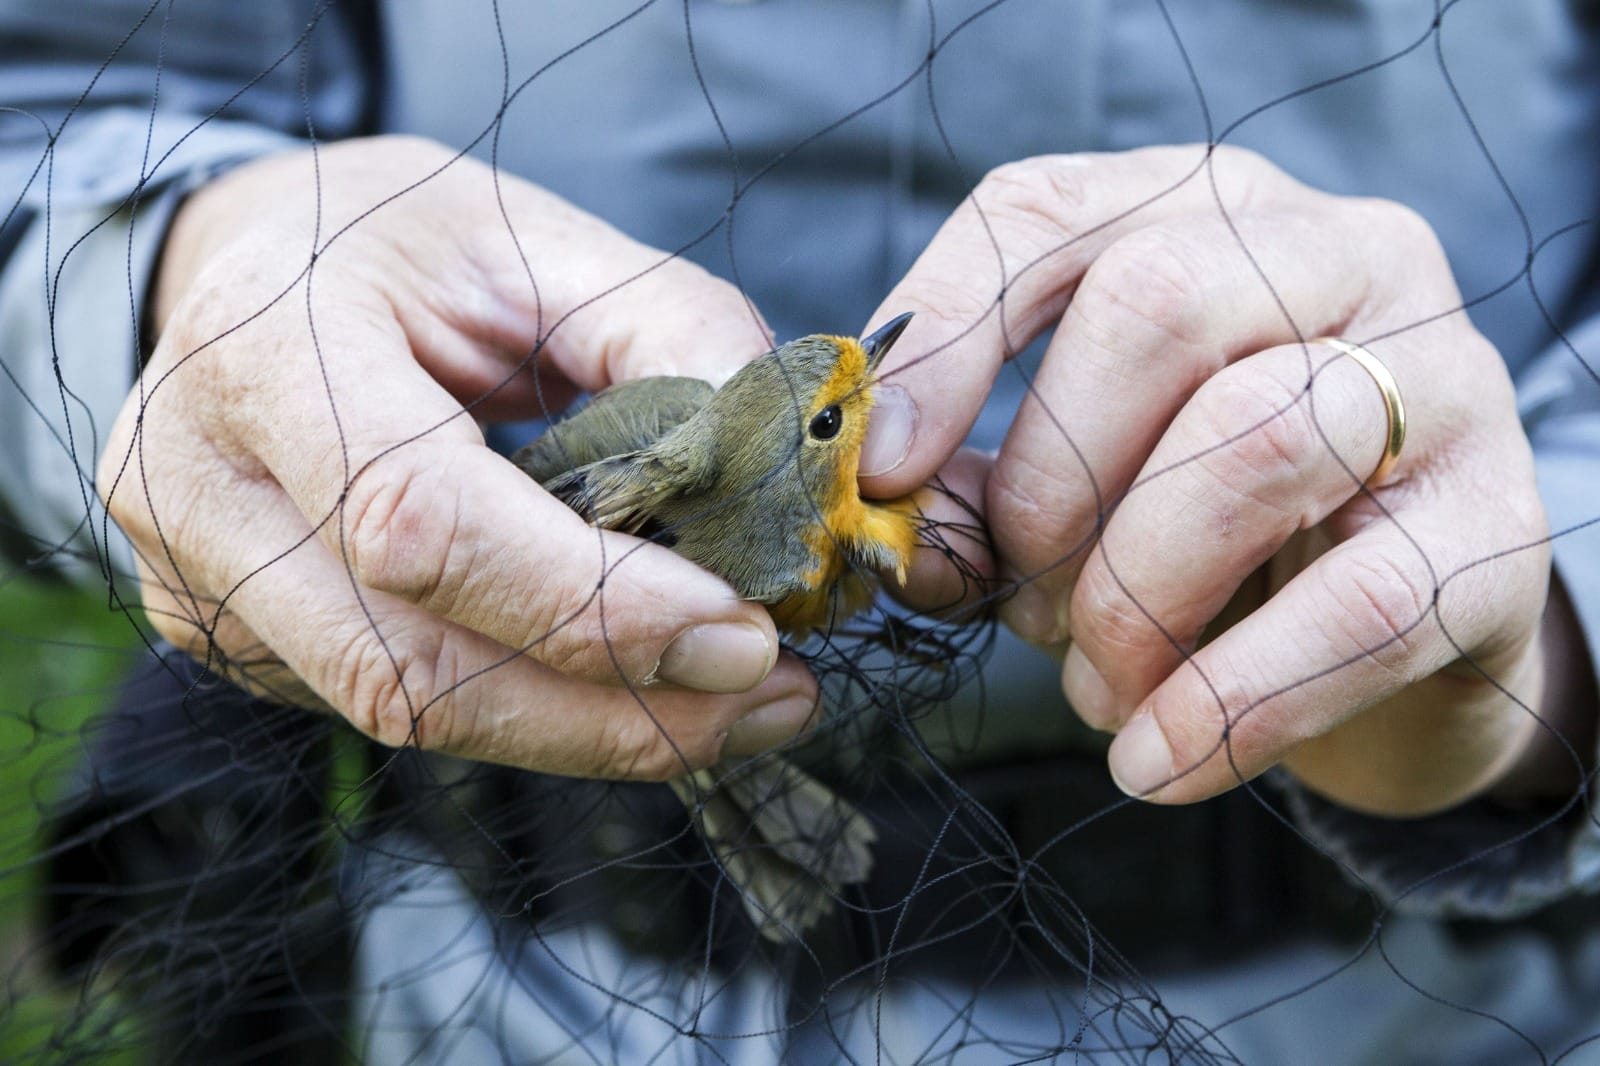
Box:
(1316, 337), (1406, 487)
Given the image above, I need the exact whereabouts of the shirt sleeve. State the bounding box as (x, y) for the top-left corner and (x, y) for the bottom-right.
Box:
(0, 0), (376, 579)
(1277, 313), (1600, 920)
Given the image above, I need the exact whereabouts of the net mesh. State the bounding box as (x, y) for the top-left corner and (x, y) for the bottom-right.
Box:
(2, 0), (1598, 1062)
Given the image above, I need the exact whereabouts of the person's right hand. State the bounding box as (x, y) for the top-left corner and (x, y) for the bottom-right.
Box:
(98, 135), (819, 780)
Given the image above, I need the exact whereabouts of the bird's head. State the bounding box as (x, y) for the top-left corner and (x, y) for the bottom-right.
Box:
(703, 313), (914, 505)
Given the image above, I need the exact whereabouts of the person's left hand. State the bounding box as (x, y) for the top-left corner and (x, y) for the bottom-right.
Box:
(857, 145), (1581, 816)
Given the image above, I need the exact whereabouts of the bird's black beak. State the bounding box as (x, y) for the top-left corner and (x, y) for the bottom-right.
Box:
(861, 312), (913, 371)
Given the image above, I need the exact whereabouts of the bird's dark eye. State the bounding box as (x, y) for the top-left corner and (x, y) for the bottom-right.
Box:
(808, 404), (843, 441)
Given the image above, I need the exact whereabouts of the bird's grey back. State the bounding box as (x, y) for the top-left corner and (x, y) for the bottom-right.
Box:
(511, 376), (713, 483)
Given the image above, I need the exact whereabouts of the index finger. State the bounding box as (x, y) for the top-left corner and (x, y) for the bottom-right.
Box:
(1106, 522), (1546, 811)
(858, 145), (1298, 497)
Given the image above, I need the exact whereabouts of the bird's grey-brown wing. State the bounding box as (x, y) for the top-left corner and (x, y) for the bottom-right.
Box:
(512, 376), (715, 535)
(510, 376), (714, 484)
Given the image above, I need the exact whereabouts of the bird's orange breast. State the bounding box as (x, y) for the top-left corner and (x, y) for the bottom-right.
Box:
(767, 497), (919, 635)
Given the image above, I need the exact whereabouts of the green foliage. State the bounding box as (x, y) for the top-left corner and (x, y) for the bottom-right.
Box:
(0, 575), (142, 1063)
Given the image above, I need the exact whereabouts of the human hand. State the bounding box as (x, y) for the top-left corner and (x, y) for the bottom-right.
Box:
(859, 145), (1586, 816)
(98, 135), (821, 780)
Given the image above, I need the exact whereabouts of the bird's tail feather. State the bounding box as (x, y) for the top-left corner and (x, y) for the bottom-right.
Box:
(669, 758), (877, 943)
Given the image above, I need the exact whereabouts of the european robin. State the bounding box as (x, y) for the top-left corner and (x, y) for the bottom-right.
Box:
(513, 312), (919, 941)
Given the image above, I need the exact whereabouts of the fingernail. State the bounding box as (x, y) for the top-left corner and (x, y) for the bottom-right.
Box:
(1108, 712), (1174, 799)
(655, 623), (775, 693)
(860, 385), (917, 477)
(722, 695), (817, 756)
(1062, 644), (1117, 731)
(998, 578), (1066, 645)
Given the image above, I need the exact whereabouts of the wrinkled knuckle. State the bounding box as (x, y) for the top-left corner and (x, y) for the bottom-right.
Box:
(1075, 228), (1215, 356)
(516, 570), (612, 679)
(341, 626), (458, 752)
(161, 274), (233, 348)
(115, 471), (217, 574)
(988, 450), (1093, 568)
(978, 156), (1088, 245)
(1192, 371), (1317, 490)
(591, 712), (696, 782)
(899, 273), (997, 341)
(986, 460), (1045, 539)
(1071, 559), (1155, 656)
(528, 622), (604, 681)
(343, 457), (463, 605)
(1322, 551), (1432, 675)
(174, 255), (300, 356)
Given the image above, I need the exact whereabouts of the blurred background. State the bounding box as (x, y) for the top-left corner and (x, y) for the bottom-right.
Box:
(1, 575), (139, 1062)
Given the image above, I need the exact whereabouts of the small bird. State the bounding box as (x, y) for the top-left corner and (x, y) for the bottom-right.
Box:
(513, 313), (919, 941)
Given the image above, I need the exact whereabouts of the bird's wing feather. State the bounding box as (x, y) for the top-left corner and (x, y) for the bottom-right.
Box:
(543, 448), (703, 534)
(510, 376), (713, 484)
